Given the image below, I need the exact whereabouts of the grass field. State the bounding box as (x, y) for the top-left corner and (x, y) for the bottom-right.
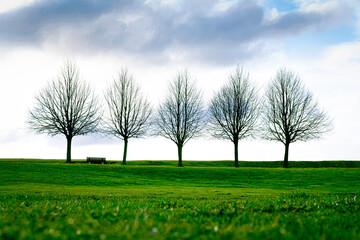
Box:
(0, 159), (359, 239)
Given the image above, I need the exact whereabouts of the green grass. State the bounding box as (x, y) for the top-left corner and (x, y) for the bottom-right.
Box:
(0, 159), (359, 239)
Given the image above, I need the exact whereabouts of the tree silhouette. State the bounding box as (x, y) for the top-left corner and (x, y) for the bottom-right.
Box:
(103, 68), (152, 165)
(209, 67), (259, 167)
(28, 60), (102, 163)
(262, 68), (332, 168)
(155, 71), (205, 167)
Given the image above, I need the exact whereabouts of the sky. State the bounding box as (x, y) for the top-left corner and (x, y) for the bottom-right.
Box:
(0, 0), (359, 161)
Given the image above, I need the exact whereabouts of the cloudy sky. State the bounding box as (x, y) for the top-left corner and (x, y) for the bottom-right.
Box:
(0, 0), (359, 161)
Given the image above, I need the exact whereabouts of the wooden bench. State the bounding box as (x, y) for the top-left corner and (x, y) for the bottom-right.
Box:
(86, 157), (106, 164)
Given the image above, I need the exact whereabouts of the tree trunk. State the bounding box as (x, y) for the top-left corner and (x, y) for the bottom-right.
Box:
(234, 139), (239, 168)
(122, 138), (128, 165)
(177, 144), (183, 167)
(66, 136), (72, 163)
(283, 142), (290, 168)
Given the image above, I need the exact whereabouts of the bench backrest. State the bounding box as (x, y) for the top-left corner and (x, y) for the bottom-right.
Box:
(86, 157), (106, 163)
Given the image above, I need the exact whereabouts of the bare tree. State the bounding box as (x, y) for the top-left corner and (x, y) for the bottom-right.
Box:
(28, 60), (102, 163)
(208, 67), (259, 167)
(103, 69), (152, 165)
(262, 68), (332, 168)
(155, 71), (205, 167)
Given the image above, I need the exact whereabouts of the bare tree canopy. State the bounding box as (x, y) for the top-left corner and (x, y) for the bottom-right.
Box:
(262, 68), (332, 168)
(103, 68), (152, 165)
(209, 67), (259, 167)
(28, 60), (102, 163)
(155, 71), (205, 166)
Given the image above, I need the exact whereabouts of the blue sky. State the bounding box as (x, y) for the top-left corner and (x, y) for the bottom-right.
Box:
(0, 0), (359, 161)
(267, 0), (299, 12)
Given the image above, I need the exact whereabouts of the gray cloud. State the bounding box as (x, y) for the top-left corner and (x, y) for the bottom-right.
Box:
(0, 0), (353, 64)
(0, 0), (129, 43)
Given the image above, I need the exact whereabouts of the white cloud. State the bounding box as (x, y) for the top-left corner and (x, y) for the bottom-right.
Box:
(0, 0), (40, 13)
(1, 40), (359, 160)
(302, 0), (341, 12)
(212, 0), (239, 12)
(263, 8), (281, 23)
(117, 14), (143, 26)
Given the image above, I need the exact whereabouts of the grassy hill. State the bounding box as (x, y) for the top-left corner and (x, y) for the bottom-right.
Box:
(0, 159), (359, 239)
